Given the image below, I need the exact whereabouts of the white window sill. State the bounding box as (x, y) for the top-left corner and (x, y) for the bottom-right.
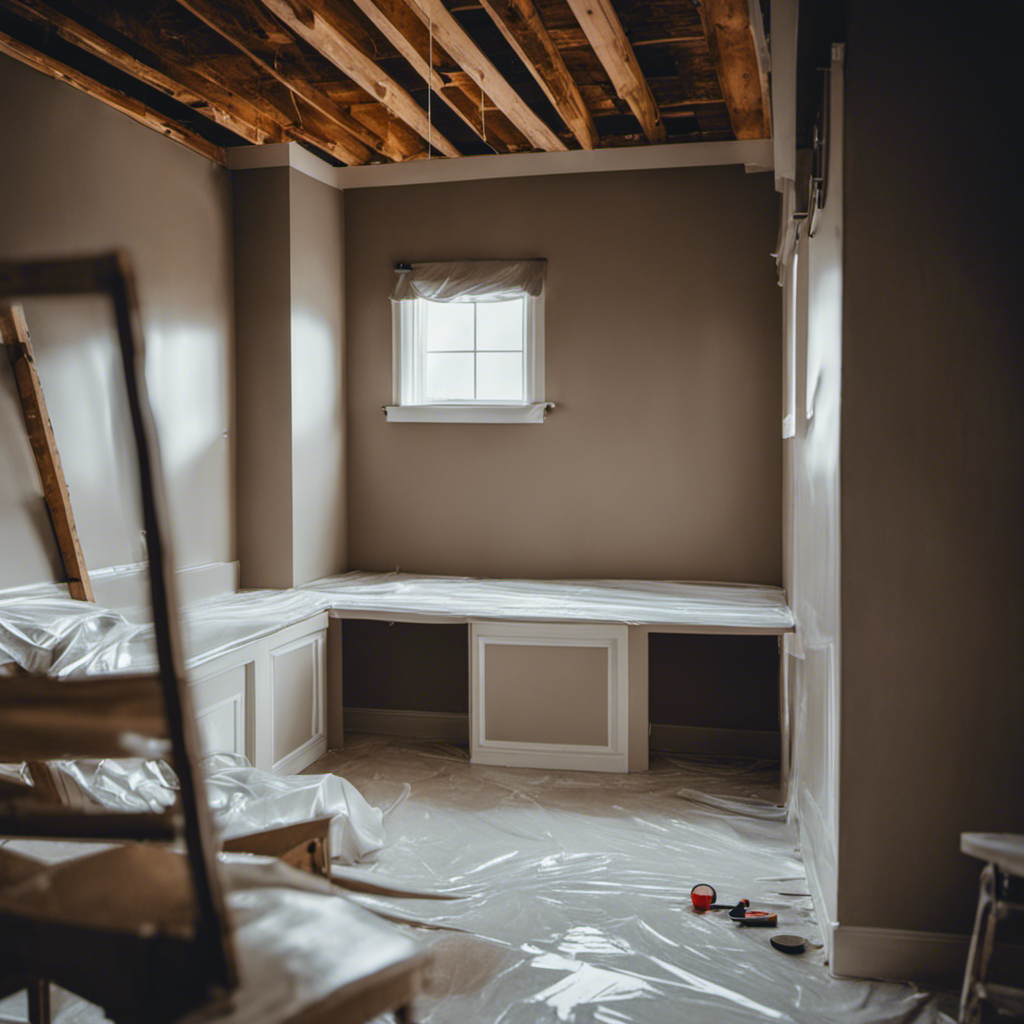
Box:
(384, 402), (553, 424)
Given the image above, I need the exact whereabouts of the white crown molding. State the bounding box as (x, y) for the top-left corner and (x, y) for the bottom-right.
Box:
(226, 139), (774, 192)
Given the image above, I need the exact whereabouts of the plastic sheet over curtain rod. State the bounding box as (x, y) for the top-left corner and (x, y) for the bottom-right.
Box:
(391, 260), (547, 302)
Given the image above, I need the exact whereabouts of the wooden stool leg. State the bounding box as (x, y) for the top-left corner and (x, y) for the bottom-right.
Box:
(960, 862), (995, 1024)
(27, 976), (50, 1024)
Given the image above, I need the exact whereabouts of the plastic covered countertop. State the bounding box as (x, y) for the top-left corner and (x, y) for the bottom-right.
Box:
(302, 572), (796, 632)
(0, 589), (331, 677)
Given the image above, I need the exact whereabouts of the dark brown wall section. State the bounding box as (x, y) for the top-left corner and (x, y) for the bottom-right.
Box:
(648, 634), (779, 732)
(342, 620), (469, 714)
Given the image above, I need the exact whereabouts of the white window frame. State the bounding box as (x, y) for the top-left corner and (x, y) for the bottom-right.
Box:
(385, 292), (548, 424)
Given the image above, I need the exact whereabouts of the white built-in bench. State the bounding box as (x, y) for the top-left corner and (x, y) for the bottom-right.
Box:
(301, 573), (795, 774)
(0, 567), (333, 776)
(1, 568), (794, 777)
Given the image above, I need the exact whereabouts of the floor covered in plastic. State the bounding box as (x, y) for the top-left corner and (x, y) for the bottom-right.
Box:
(0, 736), (959, 1024)
(322, 735), (956, 1024)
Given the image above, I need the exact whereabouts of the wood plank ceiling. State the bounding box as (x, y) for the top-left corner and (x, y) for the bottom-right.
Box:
(0, 0), (770, 166)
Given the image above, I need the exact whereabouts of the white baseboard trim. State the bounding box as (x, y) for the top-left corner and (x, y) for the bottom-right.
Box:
(832, 925), (969, 988)
(273, 736), (328, 776)
(649, 724), (781, 760)
(833, 924), (1024, 989)
(344, 708), (470, 743)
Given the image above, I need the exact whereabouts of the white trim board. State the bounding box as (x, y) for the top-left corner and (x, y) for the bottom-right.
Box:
(226, 140), (774, 193)
(831, 925), (968, 990)
(471, 621), (629, 773)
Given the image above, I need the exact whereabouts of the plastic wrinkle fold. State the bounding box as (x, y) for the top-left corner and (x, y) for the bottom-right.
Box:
(0, 589), (332, 677)
(310, 738), (954, 1024)
(39, 753), (385, 865)
(391, 260), (546, 303)
(301, 572), (795, 630)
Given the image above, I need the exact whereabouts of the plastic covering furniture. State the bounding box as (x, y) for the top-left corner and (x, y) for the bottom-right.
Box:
(0, 254), (425, 1024)
(959, 833), (1024, 1023)
(302, 571), (795, 775)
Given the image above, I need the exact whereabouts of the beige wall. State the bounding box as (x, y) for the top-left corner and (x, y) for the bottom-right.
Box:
(0, 55), (234, 588)
(345, 167), (782, 582)
(234, 166), (346, 589)
(837, 3), (1023, 939)
(290, 171), (347, 584)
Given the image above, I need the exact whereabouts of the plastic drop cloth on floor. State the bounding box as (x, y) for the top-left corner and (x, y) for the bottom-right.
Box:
(313, 736), (953, 1024)
(41, 752), (384, 865)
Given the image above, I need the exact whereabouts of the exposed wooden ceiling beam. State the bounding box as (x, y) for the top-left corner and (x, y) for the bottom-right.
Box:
(440, 71), (530, 152)
(476, 0), (597, 149)
(400, 0), (567, 152)
(0, 0), (282, 146)
(343, 0), (516, 153)
(172, 0), (415, 163)
(563, 0), (665, 144)
(696, 0), (770, 139)
(75, 0), (384, 164)
(258, 0), (461, 158)
(0, 27), (226, 163)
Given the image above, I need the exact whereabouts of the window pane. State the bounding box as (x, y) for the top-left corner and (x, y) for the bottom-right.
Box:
(425, 300), (474, 351)
(477, 352), (524, 401)
(425, 352), (475, 400)
(476, 299), (524, 351)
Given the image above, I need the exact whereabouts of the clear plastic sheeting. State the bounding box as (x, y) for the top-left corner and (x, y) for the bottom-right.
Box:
(0, 589), (331, 676)
(318, 737), (954, 1024)
(391, 260), (546, 302)
(43, 753), (385, 865)
(302, 572), (796, 631)
(201, 752), (385, 864)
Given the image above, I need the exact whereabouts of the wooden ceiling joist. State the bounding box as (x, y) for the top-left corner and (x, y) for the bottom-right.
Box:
(440, 72), (531, 152)
(172, 0), (415, 163)
(0, 0), (764, 163)
(476, 0), (597, 149)
(0, 0), (282, 146)
(400, 0), (567, 152)
(0, 27), (226, 163)
(258, 0), (462, 158)
(77, 0), (385, 165)
(697, 0), (770, 139)
(562, 0), (666, 144)
(344, 0), (517, 153)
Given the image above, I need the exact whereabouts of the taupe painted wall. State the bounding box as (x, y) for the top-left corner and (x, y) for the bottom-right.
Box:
(0, 55), (234, 588)
(345, 167), (782, 582)
(838, 5), (1023, 937)
(290, 170), (346, 584)
(234, 167), (346, 588)
(234, 168), (293, 588)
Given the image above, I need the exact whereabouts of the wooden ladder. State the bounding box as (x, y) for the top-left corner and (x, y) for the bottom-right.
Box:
(0, 254), (236, 1024)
